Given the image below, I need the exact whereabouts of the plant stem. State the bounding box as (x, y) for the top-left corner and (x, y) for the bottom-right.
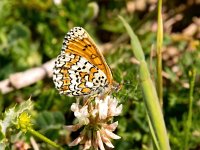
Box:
(140, 61), (170, 150)
(147, 114), (160, 150)
(119, 15), (171, 150)
(28, 128), (64, 150)
(156, 0), (163, 108)
(184, 68), (196, 150)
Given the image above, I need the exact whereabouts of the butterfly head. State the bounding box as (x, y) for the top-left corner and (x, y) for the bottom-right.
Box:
(111, 80), (122, 93)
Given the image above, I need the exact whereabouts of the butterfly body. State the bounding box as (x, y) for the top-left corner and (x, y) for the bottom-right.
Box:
(53, 27), (120, 97)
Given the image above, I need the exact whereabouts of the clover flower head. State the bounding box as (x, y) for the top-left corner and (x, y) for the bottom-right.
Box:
(66, 95), (122, 150)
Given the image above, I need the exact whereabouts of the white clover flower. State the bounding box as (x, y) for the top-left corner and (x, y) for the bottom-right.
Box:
(108, 97), (123, 116)
(71, 103), (89, 125)
(66, 95), (123, 150)
(71, 103), (79, 112)
(98, 99), (108, 120)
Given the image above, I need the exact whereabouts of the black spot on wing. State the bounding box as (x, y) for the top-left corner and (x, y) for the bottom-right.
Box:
(83, 44), (92, 51)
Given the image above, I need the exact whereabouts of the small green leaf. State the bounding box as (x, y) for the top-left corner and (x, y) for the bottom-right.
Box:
(36, 111), (65, 130)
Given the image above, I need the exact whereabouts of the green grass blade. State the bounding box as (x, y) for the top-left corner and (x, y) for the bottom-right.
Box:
(156, 0), (163, 107)
(119, 15), (171, 150)
(147, 114), (160, 150)
(118, 16), (145, 62)
(184, 68), (196, 150)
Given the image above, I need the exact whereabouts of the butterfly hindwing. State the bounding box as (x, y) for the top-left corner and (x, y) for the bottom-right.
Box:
(53, 53), (108, 96)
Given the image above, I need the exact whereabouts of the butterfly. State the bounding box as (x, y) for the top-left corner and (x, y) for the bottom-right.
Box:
(53, 27), (120, 97)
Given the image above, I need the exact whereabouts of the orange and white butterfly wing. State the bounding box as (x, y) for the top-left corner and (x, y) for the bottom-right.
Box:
(53, 27), (113, 96)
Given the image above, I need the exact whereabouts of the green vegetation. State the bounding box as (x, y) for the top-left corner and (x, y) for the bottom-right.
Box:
(0, 0), (199, 149)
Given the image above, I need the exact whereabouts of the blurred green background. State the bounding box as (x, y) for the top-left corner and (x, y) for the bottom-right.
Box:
(0, 0), (200, 149)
